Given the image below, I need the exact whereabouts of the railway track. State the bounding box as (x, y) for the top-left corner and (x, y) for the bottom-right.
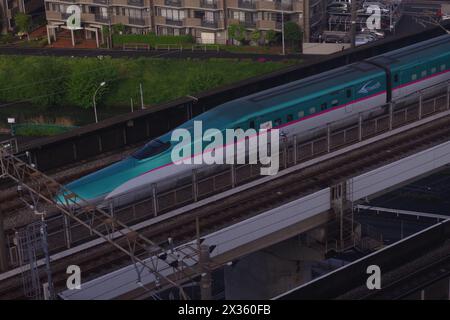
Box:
(1, 109), (450, 300)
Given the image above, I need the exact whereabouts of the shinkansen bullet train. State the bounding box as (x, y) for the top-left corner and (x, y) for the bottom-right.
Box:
(61, 34), (450, 207)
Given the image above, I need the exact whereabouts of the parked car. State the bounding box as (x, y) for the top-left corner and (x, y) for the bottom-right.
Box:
(327, 2), (350, 14)
(355, 33), (377, 46)
(360, 27), (385, 39)
(361, 1), (391, 14)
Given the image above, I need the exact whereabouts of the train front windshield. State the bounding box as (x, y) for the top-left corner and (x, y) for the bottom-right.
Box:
(132, 139), (171, 160)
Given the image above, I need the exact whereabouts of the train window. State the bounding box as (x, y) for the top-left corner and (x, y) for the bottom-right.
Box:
(298, 110), (304, 118)
(394, 74), (399, 82)
(331, 100), (338, 107)
(412, 74), (417, 81)
(346, 89), (352, 98)
(132, 139), (171, 160)
(421, 70), (427, 77)
(309, 107), (316, 114)
(441, 64), (446, 71)
(431, 67), (437, 74)
(286, 114), (293, 122)
(321, 103), (327, 111)
(274, 118), (282, 126)
(249, 120), (255, 129)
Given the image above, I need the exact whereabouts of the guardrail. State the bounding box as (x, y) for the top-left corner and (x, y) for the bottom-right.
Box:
(122, 43), (151, 50)
(154, 43), (220, 51)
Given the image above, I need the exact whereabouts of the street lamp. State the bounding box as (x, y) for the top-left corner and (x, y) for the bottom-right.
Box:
(93, 81), (106, 123)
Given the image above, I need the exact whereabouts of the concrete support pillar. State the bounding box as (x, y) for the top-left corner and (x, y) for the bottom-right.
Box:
(152, 183), (158, 217)
(0, 207), (8, 272)
(358, 113), (363, 141)
(199, 244), (212, 300)
(70, 29), (75, 47)
(95, 30), (99, 48)
(192, 169), (198, 202)
(326, 123), (331, 153)
(418, 91), (423, 120)
(389, 102), (394, 131)
(47, 25), (51, 45)
(447, 81), (450, 110)
(224, 237), (324, 299)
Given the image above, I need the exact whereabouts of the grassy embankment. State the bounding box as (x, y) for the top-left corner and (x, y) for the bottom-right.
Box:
(0, 55), (295, 136)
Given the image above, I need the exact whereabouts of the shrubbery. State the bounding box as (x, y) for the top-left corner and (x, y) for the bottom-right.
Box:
(112, 33), (195, 47)
(0, 55), (287, 123)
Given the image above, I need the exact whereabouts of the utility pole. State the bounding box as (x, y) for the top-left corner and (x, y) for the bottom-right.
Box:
(350, 0), (358, 48)
(281, 10), (285, 55)
(140, 83), (145, 109)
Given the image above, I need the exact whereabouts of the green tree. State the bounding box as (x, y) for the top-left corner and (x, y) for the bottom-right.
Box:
(228, 24), (246, 45)
(26, 58), (67, 107)
(284, 21), (303, 52)
(102, 25), (111, 48)
(186, 70), (224, 93)
(15, 13), (32, 41)
(67, 58), (117, 109)
(265, 30), (277, 46)
(250, 29), (261, 45)
(112, 23), (125, 35)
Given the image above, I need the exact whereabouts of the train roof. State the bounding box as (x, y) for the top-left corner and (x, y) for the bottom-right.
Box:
(165, 34), (450, 138)
(191, 61), (384, 128)
(368, 34), (450, 70)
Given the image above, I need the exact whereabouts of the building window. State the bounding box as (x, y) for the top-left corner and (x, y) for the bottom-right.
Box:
(286, 114), (293, 122)
(346, 89), (352, 98)
(412, 74), (417, 81)
(431, 67), (437, 73)
(161, 8), (185, 20)
(441, 64), (446, 71)
(309, 107), (315, 114)
(321, 103), (327, 110)
(421, 70), (427, 77)
(298, 110), (304, 118)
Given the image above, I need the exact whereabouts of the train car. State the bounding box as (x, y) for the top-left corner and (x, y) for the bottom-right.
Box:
(60, 34), (450, 208)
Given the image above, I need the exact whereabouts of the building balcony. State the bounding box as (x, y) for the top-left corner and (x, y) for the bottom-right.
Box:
(200, 0), (217, 9)
(293, 1), (303, 12)
(184, 17), (201, 26)
(129, 17), (147, 25)
(164, 0), (182, 7)
(256, 1), (293, 11)
(201, 20), (218, 28)
(242, 20), (256, 28)
(46, 11), (63, 21)
(127, 0), (145, 6)
(256, 19), (277, 30)
(61, 12), (71, 20)
(166, 18), (183, 25)
(238, 0), (255, 10)
(95, 14), (110, 23)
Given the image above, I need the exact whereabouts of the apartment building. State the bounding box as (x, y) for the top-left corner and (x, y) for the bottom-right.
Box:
(1, 0), (45, 33)
(44, 0), (327, 45)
